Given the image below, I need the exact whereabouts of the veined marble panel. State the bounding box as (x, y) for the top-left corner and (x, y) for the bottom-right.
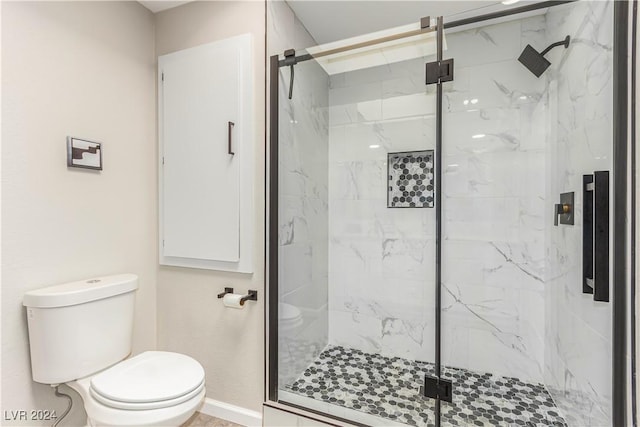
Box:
(543, 1), (613, 426)
(327, 15), (549, 380)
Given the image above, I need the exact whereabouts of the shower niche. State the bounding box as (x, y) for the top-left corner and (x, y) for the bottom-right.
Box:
(388, 150), (434, 208)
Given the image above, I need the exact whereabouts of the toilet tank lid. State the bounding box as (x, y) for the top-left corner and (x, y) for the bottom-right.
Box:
(23, 274), (138, 308)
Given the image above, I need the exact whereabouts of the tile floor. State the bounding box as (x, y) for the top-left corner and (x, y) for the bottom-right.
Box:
(181, 412), (244, 427)
(286, 346), (567, 427)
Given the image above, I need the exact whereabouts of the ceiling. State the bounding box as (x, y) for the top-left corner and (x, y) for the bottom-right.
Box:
(286, 0), (543, 44)
(138, 1), (544, 43)
(138, 1), (192, 13)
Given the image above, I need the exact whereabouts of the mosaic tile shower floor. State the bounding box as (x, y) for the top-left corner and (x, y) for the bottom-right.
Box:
(285, 346), (567, 427)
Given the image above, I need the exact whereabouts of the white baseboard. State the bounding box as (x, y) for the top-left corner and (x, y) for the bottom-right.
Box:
(199, 397), (262, 427)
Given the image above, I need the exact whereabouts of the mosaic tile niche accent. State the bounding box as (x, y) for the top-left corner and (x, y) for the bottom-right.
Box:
(388, 150), (434, 208)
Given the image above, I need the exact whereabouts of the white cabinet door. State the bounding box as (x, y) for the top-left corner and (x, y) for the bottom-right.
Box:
(159, 34), (253, 271)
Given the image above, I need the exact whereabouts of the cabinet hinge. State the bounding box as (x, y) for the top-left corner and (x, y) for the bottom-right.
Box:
(161, 72), (164, 82)
(162, 156), (165, 165)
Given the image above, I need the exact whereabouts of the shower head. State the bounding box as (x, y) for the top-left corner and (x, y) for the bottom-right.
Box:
(518, 45), (551, 77)
(518, 35), (570, 77)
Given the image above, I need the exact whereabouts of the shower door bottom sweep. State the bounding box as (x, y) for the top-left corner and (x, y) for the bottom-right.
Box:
(284, 346), (567, 427)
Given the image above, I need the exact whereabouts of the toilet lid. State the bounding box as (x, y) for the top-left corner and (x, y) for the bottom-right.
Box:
(90, 351), (205, 405)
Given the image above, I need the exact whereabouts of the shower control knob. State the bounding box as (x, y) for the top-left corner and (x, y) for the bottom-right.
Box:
(554, 203), (571, 226)
(554, 192), (574, 226)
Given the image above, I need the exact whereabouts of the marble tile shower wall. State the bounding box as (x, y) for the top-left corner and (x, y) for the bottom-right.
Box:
(327, 58), (437, 363)
(440, 16), (549, 386)
(327, 16), (549, 383)
(269, 0), (330, 387)
(543, 2), (613, 426)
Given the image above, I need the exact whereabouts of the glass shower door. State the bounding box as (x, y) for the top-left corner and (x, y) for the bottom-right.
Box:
(272, 16), (445, 427)
(440, 2), (614, 426)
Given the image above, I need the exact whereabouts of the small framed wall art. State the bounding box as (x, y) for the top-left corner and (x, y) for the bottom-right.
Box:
(388, 150), (434, 208)
(67, 137), (102, 170)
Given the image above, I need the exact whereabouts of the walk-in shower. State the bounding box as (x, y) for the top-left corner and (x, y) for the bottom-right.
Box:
(266, 1), (635, 426)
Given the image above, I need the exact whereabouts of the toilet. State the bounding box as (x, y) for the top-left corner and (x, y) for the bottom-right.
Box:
(23, 274), (205, 427)
(279, 303), (303, 331)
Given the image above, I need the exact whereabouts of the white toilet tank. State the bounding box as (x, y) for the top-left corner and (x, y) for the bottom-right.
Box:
(23, 274), (138, 385)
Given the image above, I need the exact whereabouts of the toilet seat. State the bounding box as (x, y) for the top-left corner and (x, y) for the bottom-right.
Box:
(90, 379), (205, 410)
(89, 351), (204, 410)
(89, 351), (205, 410)
(67, 351), (206, 427)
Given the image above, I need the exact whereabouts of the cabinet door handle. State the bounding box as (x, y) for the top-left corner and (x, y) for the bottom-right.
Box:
(228, 121), (235, 156)
(583, 171), (609, 302)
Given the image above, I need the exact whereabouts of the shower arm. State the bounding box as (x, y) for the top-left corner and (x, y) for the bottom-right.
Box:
(540, 35), (571, 56)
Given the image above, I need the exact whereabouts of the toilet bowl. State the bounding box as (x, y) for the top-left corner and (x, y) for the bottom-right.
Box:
(68, 352), (205, 427)
(23, 274), (205, 427)
(279, 303), (303, 331)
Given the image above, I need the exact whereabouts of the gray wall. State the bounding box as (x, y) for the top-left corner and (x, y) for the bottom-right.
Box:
(155, 1), (266, 411)
(2, 2), (157, 424)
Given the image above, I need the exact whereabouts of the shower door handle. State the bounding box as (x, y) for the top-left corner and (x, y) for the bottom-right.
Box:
(583, 171), (609, 302)
(228, 121), (235, 156)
